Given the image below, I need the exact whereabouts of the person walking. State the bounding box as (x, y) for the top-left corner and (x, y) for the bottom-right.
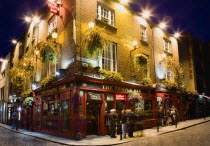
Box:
(158, 107), (165, 126)
(166, 108), (172, 126)
(127, 110), (135, 137)
(121, 110), (127, 138)
(109, 109), (118, 138)
(171, 106), (178, 125)
(11, 111), (17, 129)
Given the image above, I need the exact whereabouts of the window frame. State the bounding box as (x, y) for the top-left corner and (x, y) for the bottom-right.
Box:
(165, 68), (174, 81)
(99, 41), (118, 72)
(97, 3), (115, 26)
(164, 38), (172, 53)
(48, 16), (58, 35)
(141, 25), (147, 41)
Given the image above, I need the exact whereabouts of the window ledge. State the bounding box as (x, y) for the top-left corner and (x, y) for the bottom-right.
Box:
(95, 19), (117, 31)
(164, 51), (173, 56)
(141, 39), (149, 45)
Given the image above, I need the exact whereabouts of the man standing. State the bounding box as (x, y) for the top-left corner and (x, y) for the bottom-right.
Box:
(121, 110), (127, 138)
(109, 109), (118, 138)
(127, 110), (135, 137)
(171, 106), (178, 125)
(158, 107), (165, 126)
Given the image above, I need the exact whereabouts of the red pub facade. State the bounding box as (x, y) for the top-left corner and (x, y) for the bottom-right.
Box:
(33, 75), (157, 139)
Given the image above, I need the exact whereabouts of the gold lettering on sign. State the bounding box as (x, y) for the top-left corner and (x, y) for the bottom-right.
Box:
(101, 85), (141, 92)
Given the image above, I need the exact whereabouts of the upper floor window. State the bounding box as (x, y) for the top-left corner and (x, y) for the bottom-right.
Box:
(141, 25), (147, 41)
(48, 16), (57, 35)
(165, 68), (173, 81)
(97, 3), (115, 26)
(164, 38), (171, 53)
(100, 41), (117, 72)
(143, 55), (149, 78)
(0, 87), (4, 100)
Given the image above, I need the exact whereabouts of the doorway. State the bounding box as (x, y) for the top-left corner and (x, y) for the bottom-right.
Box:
(86, 102), (101, 135)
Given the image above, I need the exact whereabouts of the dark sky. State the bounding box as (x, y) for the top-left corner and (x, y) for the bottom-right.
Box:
(0, 0), (210, 57)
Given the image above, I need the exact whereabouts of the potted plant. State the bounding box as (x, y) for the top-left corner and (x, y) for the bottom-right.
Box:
(40, 74), (56, 87)
(99, 69), (123, 82)
(23, 97), (34, 107)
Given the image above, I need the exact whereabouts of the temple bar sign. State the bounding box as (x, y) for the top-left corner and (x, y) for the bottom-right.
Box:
(101, 85), (141, 92)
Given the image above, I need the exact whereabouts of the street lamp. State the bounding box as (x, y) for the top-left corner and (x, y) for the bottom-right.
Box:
(142, 10), (151, 19)
(24, 16), (32, 23)
(120, 0), (128, 4)
(88, 21), (95, 29)
(33, 16), (40, 24)
(52, 32), (58, 39)
(11, 39), (17, 44)
(174, 32), (181, 38)
(159, 22), (166, 29)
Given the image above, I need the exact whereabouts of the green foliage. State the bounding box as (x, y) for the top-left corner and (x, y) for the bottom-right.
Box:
(165, 56), (184, 79)
(162, 80), (178, 89)
(128, 91), (142, 101)
(40, 74), (56, 87)
(84, 28), (105, 56)
(134, 54), (148, 68)
(41, 50), (57, 64)
(35, 41), (61, 64)
(99, 69), (123, 82)
(18, 57), (35, 71)
(21, 89), (32, 97)
(23, 97), (34, 107)
(140, 78), (153, 87)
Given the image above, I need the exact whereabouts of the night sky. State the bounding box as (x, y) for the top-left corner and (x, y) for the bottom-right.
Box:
(0, 0), (210, 57)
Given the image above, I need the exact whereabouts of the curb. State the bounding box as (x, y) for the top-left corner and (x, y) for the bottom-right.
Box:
(1, 119), (210, 146)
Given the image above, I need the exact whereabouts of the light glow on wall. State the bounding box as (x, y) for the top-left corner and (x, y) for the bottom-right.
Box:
(116, 4), (126, 12)
(136, 17), (147, 26)
(120, 0), (128, 4)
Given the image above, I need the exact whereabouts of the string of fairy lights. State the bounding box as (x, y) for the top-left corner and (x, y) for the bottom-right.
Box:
(0, 0), (181, 61)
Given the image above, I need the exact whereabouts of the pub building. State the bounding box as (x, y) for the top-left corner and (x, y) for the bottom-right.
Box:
(33, 75), (156, 139)
(156, 84), (183, 121)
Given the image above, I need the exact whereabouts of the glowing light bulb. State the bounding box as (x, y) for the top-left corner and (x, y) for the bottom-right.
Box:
(174, 33), (180, 38)
(159, 22), (166, 29)
(12, 39), (17, 44)
(88, 22), (95, 28)
(24, 17), (31, 23)
(33, 16), (40, 24)
(132, 41), (138, 46)
(142, 11), (151, 18)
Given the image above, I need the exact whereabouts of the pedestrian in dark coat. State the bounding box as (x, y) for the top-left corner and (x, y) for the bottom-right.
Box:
(158, 107), (165, 126)
(127, 110), (135, 137)
(109, 109), (118, 138)
(121, 110), (127, 138)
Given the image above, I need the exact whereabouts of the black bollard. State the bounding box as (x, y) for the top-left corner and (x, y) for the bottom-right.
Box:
(120, 122), (122, 140)
(157, 120), (159, 132)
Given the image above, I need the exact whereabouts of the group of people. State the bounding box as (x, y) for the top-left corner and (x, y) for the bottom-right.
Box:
(108, 109), (142, 138)
(158, 106), (178, 126)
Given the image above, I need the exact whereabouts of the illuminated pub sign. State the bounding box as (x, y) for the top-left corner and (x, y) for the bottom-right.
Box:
(116, 94), (125, 100)
(47, 1), (60, 14)
(87, 92), (102, 100)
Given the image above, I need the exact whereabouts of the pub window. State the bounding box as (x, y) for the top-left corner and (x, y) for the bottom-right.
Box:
(164, 38), (172, 53)
(165, 68), (174, 81)
(48, 16), (57, 35)
(135, 99), (152, 117)
(37, 105), (41, 129)
(97, 3), (115, 26)
(141, 25), (147, 41)
(100, 41), (117, 72)
(61, 100), (70, 131)
(143, 54), (149, 78)
(116, 100), (125, 113)
(104, 94), (114, 113)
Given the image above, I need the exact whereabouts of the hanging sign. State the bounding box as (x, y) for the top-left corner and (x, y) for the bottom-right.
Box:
(116, 94), (125, 100)
(88, 92), (102, 100)
(47, 2), (60, 14)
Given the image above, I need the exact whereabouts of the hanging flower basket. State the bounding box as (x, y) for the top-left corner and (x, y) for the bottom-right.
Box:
(84, 28), (105, 57)
(128, 91), (142, 102)
(134, 54), (148, 68)
(23, 97), (34, 107)
(40, 74), (56, 87)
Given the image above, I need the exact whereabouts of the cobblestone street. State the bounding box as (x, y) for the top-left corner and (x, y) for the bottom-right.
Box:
(0, 119), (210, 146)
(118, 120), (210, 146)
(0, 127), (63, 146)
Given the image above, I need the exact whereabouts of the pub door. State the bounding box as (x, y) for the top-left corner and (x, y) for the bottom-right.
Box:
(86, 102), (101, 135)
